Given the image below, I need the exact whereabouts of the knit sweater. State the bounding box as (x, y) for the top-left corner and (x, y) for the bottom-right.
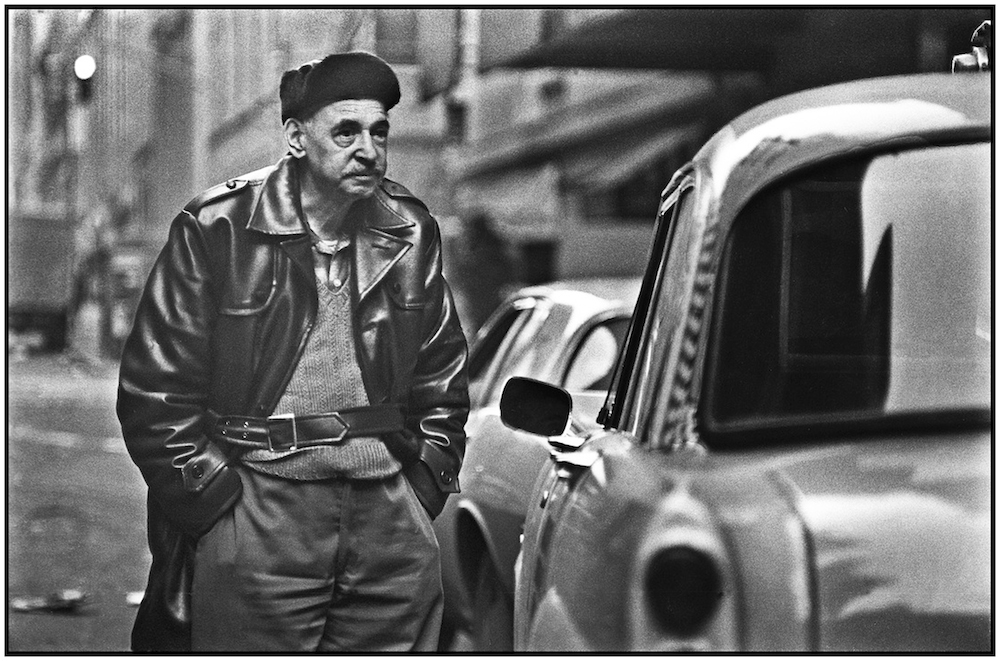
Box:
(241, 267), (402, 480)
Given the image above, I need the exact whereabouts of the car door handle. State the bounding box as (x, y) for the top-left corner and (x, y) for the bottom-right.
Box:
(551, 449), (600, 481)
(548, 433), (586, 452)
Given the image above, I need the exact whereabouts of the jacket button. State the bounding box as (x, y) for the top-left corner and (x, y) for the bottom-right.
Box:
(439, 471), (453, 484)
(191, 464), (204, 479)
(392, 282), (401, 292)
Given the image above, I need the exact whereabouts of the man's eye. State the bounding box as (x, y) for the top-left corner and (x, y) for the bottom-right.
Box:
(372, 128), (389, 140)
(334, 129), (357, 144)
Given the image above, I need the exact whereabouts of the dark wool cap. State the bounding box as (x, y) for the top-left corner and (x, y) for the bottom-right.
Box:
(279, 51), (401, 124)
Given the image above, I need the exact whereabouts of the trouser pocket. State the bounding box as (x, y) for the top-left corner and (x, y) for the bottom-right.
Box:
(197, 505), (237, 566)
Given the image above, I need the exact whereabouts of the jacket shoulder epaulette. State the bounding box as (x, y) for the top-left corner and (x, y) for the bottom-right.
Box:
(381, 178), (428, 212)
(183, 178), (251, 215)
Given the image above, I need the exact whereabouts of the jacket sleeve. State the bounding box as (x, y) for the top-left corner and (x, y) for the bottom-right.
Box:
(399, 218), (470, 518)
(117, 210), (242, 536)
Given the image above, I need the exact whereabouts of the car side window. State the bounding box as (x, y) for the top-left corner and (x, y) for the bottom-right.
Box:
(705, 142), (991, 437)
(467, 302), (533, 406)
(468, 307), (523, 380)
(562, 316), (631, 392)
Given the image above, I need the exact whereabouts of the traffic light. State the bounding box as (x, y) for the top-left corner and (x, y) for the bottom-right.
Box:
(74, 54), (96, 102)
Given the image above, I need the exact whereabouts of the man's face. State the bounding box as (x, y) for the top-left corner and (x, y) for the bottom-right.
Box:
(298, 99), (389, 202)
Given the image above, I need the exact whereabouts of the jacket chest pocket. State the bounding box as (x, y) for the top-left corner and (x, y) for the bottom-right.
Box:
(385, 271), (428, 311)
(217, 248), (277, 316)
(367, 272), (429, 369)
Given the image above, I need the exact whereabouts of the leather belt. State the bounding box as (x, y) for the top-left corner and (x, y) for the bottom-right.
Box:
(207, 404), (404, 453)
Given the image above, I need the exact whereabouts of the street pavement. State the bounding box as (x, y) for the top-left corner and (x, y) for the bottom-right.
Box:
(7, 352), (149, 652)
(6, 351), (478, 653)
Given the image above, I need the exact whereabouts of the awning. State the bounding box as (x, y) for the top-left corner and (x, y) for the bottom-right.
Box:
(560, 124), (695, 191)
(477, 8), (993, 97)
(479, 8), (803, 72)
(452, 72), (746, 181)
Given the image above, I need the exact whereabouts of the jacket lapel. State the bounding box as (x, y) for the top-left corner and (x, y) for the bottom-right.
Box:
(244, 156), (415, 302)
(354, 192), (414, 303)
(279, 236), (316, 287)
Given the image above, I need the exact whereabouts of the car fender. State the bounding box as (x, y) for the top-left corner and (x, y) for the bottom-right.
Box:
(455, 498), (512, 597)
(526, 588), (590, 652)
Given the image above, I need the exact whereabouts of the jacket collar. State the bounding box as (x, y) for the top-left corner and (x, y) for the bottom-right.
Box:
(246, 155), (415, 235)
(246, 155), (306, 236)
(246, 155), (416, 301)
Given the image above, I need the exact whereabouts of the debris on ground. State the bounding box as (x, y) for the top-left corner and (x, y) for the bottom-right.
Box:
(10, 589), (89, 614)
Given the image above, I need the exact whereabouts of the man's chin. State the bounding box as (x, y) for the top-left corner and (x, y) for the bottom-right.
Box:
(343, 175), (382, 199)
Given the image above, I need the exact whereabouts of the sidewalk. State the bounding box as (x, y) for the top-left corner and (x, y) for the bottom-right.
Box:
(8, 349), (119, 386)
(7, 351), (147, 652)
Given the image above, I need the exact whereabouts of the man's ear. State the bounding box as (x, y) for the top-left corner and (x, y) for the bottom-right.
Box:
(284, 118), (307, 158)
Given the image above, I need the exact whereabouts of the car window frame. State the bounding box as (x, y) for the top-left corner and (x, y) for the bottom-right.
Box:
(599, 167), (694, 431)
(628, 181), (704, 444)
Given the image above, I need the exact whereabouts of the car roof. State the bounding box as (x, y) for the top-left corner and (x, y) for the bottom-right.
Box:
(686, 73), (992, 220)
(514, 277), (642, 311)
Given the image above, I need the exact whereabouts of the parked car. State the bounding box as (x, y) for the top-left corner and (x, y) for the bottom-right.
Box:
(500, 72), (991, 652)
(435, 278), (641, 650)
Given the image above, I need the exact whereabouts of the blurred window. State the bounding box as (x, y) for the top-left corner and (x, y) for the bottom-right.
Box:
(376, 9), (418, 64)
(563, 316), (631, 392)
(707, 142), (991, 435)
(209, 10), (272, 123)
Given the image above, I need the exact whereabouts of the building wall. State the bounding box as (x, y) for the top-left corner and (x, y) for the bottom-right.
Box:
(8, 9), (86, 326)
(191, 9), (450, 214)
(460, 55), (710, 284)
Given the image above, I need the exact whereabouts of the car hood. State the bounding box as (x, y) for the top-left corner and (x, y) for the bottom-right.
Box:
(772, 431), (991, 651)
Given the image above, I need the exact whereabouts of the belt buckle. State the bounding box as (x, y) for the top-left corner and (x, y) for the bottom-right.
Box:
(267, 413), (297, 452)
(326, 412), (349, 443)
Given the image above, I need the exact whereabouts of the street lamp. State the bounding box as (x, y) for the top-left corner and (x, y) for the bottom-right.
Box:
(73, 54), (96, 102)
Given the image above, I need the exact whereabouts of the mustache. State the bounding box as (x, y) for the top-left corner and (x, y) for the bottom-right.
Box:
(345, 168), (383, 177)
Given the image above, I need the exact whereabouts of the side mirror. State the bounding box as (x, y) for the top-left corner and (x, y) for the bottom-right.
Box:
(500, 377), (572, 437)
(952, 20), (992, 72)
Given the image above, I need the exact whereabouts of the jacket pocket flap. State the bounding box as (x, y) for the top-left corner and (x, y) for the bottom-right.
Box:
(418, 440), (460, 493)
(385, 277), (428, 310)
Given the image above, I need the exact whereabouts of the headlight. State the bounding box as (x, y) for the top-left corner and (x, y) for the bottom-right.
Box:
(645, 545), (722, 637)
(627, 489), (738, 651)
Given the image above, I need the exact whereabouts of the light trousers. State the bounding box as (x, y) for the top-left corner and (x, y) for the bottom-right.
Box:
(190, 466), (443, 651)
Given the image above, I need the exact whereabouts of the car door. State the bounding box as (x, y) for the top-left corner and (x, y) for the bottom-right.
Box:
(467, 296), (540, 409)
(515, 177), (703, 650)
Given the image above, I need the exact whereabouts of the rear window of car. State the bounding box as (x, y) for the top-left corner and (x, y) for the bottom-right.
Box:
(706, 141), (991, 436)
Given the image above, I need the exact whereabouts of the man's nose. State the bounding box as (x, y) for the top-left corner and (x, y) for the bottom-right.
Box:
(355, 131), (377, 161)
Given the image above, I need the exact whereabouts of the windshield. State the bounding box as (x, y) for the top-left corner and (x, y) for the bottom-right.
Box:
(707, 142), (991, 433)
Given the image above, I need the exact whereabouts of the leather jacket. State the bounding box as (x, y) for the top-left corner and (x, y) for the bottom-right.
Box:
(117, 155), (469, 651)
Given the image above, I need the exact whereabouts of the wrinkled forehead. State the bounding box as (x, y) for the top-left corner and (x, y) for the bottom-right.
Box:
(309, 99), (388, 126)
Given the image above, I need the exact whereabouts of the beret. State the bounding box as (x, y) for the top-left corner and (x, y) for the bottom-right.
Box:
(279, 51), (401, 124)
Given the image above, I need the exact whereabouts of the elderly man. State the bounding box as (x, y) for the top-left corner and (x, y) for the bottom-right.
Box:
(117, 52), (469, 652)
